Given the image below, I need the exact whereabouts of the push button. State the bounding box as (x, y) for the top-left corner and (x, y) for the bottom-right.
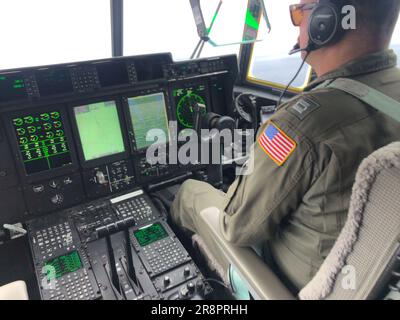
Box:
(187, 282), (195, 294)
(183, 266), (191, 277)
(163, 276), (171, 287)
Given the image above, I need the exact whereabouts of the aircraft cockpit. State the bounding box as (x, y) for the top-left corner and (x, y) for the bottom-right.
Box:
(0, 0), (400, 303)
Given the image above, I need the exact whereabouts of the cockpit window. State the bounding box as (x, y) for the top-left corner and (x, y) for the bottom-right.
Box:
(124, 0), (249, 60)
(246, 0), (312, 92)
(247, 2), (400, 91)
(0, 0), (111, 70)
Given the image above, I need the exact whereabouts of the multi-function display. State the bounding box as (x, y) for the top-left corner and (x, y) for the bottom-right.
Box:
(12, 110), (72, 175)
(173, 83), (208, 131)
(74, 100), (126, 161)
(127, 92), (170, 151)
(134, 222), (168, 247)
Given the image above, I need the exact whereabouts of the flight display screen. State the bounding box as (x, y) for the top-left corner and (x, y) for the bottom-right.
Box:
(172, 83), (208, 131)
(12, 111), (72, 175)
(74, 100), (125, 161)
(0, 74), (28, 103)
(134, 223), (169, 247)
(127, 92), (170, 150)
(97, 61), (129, 88)
(35, 68), (73, 96)
(44, 251), (83, 281)
(135, 56), (165, 82)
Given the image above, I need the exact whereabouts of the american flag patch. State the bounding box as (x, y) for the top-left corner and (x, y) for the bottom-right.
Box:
(258, 123), (296, 166)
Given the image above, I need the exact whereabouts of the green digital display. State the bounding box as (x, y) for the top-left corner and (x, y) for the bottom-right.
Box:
(12, 111), (72, 175)
(44, 251), (82, 281)
(127, 93), (170, 150)
(173, 84), (208, 130)
(134, 223), (168, 247)
(74, 101), (125, 161)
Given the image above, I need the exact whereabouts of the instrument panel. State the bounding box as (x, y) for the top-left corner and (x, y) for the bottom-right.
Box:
(0, 53), (238, 224)
(27, 189), (211, 300)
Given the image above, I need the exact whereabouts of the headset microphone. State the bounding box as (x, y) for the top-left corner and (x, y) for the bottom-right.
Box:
(288, 42), (314, 55)
(289, 43), (302, 55)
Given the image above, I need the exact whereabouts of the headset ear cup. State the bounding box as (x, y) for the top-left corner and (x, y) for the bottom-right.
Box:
(308, 3), (341, 49)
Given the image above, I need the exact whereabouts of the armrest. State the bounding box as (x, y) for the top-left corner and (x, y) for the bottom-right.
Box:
(199, 207), (295, 300)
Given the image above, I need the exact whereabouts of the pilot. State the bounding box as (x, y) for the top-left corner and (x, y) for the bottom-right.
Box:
(171, 0), (400, 291)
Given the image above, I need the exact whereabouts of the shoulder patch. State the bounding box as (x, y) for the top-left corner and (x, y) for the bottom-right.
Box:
(288, 97), (320, 120)
(258, 122), (297, 166)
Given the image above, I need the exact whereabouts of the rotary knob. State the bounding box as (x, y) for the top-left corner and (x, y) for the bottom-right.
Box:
(163, 276), (171, 287)
(50, 194), (64, 205)
(183, 266), (191, 277)
(187, 282), (195, 294)
(196, 281), (205, 294)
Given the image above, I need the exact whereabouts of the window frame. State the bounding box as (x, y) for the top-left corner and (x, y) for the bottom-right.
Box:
(111, 0), (123, 57)
(239, 2), (313, 95)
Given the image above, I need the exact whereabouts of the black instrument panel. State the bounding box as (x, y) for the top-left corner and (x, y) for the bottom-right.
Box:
(27, 189), (212, 300)
(0, 53), (238, 223)
(0, 53), (172, 104)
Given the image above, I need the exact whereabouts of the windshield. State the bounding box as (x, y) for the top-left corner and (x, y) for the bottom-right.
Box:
(0, 0), (111, 70)
(124, 0), (253, 60)
(1, 0), (397, 72)
(0, 0), (251, 70)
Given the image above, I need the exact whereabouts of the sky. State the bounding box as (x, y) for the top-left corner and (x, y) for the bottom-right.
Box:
(0, 0), (399, 70)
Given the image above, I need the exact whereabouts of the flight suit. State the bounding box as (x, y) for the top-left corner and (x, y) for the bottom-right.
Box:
(171, 49), (400, 290)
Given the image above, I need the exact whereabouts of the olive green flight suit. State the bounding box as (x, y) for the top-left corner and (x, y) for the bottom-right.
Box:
(171, 50), (400, 290)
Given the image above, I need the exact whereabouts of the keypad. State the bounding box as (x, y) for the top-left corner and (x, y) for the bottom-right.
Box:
(45, 269), (97, 300)
(142, 238), (188, 276)
(115, 196), (156, 224)
(34, 222), (73, 259)
(71, 67), (99, 92)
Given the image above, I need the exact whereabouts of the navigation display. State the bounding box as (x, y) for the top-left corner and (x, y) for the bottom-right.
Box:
(172, 83), (208, 131)
(12, 110), (72, 175)
(74, 101), (125, 161)
(127, 92), (170, 150)
(44, 251), (82, 280)
(134, 223), (168, 247)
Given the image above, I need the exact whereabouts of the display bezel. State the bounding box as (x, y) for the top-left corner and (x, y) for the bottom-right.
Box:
(3, 105), (79, 183)
(69, 96), (130, 169)
(122, 88), (172, 154)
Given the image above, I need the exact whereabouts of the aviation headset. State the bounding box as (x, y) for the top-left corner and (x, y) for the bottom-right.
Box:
(281, 0), (351, 105)
(307, 0), (349, 51)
